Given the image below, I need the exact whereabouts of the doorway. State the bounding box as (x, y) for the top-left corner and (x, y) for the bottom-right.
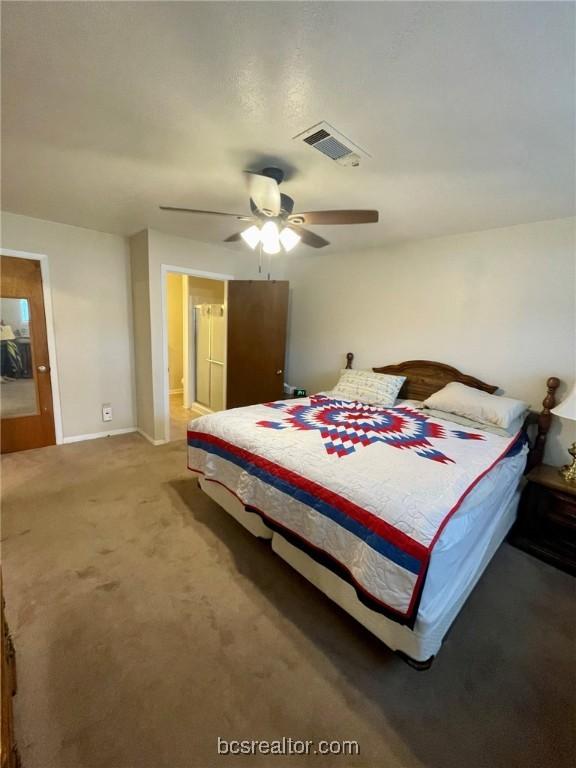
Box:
(165, 272), (226, 441)
(1, 255), (57, 452)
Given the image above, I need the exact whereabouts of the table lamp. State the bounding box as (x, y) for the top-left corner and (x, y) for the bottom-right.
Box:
(551, 383), (576, 484)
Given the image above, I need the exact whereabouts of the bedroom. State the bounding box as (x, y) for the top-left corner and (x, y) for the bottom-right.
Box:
(1, 2), (575, 768)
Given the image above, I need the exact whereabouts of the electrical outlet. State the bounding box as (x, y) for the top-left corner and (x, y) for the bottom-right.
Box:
(102, 404), (113, 422)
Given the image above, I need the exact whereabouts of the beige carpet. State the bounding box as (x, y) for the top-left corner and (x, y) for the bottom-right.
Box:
(1, 434), (575, 768)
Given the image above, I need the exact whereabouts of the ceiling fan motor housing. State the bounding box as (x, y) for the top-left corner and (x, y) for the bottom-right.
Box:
(260, 166), (285, 185)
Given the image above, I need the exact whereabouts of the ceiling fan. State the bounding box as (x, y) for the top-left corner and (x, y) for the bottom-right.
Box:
(159, 167), (379, 253)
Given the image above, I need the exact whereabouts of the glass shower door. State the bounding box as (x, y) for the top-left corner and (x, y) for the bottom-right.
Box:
(195, 305), (211, 408)
(208, 304), (224, 411)
(194, 304), (225, 411)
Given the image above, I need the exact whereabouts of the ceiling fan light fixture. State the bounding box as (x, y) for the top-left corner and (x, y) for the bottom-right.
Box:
(240, 224), (261, 249)
(279, 227), (301, 253)
(260, 221), (281, 255)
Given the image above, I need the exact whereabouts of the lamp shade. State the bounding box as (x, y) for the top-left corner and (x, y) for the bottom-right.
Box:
(240, 225), (261, 250)
(260, 221), (280, 255)
(279, 227), (301, 252)
(551, 384), (576, 422)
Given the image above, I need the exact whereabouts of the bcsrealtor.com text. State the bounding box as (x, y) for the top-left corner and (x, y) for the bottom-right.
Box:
(217, 737), (360, 757)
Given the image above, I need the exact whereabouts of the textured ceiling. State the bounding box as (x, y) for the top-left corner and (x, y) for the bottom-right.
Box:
(2, 1), (574, 253)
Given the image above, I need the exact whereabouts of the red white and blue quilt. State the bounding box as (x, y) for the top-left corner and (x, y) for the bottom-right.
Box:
(187, 396), (521, 626)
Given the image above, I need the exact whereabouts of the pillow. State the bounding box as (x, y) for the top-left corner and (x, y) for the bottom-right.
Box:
(423, 382), (528, 431)
(423, 408), (526, 437)
(325, 369), (405, 407)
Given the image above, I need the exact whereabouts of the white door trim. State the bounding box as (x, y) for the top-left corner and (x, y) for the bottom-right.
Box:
(160, 264), (233, 443)
(182, 276), (190, 409)
(0, 247), (64, 445)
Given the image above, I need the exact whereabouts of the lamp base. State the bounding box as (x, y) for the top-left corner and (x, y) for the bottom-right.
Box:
(559, 443), (576, 485)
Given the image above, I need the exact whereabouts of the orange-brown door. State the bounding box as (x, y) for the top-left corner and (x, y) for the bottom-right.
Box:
(226, 280), (289, 409)
(1, 256), (56, 453)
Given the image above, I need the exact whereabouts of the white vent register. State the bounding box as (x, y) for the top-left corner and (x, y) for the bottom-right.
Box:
(293, 121), (371, 167)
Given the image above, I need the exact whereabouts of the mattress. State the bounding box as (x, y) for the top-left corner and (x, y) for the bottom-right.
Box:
(418, 443), (524, 625)
(198, 445), (524, 618)
(271, 488), (520, 661)
(188, 396), (526, 626)
(198, 452), (521, 662)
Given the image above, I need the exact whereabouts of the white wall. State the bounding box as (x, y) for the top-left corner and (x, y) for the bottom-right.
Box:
(129, 229), (154, 440)
(285, 217), (576, 465)
(1, 211), (136, 439)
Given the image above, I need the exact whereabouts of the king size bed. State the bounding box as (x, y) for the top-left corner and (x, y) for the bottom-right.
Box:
(187, 355), (559, 668)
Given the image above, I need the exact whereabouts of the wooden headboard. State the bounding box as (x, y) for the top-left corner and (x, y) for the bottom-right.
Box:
(344, 352), (559, 471)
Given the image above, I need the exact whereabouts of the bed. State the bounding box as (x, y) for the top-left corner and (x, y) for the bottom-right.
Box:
(187, 355), (559, 668)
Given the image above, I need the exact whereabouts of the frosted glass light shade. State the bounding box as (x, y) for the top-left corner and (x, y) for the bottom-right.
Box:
(260, 221), (280, 255)
(240, 225), (261, 249)
(551, 384), (576, 422)
(279, 227), (301, 252)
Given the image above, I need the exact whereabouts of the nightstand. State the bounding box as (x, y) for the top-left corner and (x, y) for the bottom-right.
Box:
(509, 464), (576, 575)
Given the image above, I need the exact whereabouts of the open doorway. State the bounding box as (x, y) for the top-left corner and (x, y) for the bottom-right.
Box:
(165, 272), (226, 441)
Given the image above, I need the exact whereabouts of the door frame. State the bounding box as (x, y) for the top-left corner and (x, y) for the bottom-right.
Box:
(0, 248), (64, 445)
(160, 264), (233, 442)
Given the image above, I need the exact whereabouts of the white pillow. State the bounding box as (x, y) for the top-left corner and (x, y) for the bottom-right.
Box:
(325, 369), (405, 407)
(423, 408), (526, 437)
(423, 382), (529, 431)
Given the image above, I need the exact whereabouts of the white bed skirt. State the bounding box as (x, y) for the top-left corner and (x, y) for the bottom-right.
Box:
(198, 475), (519, 663)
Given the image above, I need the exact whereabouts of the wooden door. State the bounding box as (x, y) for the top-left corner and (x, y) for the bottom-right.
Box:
(1, 256), (56, 453)
(227, 280), (289, 409)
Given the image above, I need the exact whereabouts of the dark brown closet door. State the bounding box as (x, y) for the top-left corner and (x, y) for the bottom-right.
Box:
(1, 256), (56, 453)
(226, 280), (289, 408)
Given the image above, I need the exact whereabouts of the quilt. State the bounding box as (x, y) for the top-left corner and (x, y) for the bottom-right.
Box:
(187, 395), (523, 626)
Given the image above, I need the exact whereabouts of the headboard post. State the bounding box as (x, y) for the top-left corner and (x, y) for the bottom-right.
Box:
(527, 376), (560, 471)
(345, 352), (354, 369)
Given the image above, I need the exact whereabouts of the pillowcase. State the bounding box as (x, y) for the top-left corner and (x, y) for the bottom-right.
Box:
(325, 369), (405, 407)
(423, 382), (528, 431)
(423, 408), (526, 437)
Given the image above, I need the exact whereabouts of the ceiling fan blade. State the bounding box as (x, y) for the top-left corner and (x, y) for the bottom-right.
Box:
(290, 225), (330, 249)
(223, 232), (243, 242)
(289, 210), (379, 225)
(244, 172), (281, 216)
(160, 206), (253, 220)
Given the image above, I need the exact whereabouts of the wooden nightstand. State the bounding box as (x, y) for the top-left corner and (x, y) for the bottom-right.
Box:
(509, 464), (576, 575)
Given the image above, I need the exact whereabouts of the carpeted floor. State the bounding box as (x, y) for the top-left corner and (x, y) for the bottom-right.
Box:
(1, 434), (575, 768)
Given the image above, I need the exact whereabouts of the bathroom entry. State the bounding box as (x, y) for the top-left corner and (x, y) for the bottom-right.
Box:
(165, 274), (288, 442)
(166, 273), (225, 440)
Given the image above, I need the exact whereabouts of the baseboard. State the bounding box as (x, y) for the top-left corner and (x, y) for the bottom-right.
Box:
(169, 388), (184, 395)
(62, 427), (137, 444)
(191, 402), (213, 416)
(137, 429), (168, 446)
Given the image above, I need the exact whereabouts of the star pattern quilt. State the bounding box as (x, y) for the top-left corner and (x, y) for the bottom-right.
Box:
(187, 396), (522, 626)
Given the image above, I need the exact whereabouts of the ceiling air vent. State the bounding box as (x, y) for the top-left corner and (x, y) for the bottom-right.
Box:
(294, 121), (371, 168)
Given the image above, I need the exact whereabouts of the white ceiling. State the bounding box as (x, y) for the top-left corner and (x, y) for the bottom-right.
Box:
(2, 1), (574, 253)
